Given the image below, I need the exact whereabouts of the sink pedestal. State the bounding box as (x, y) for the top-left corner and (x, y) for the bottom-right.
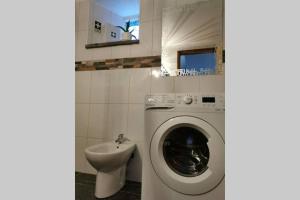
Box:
(95, 166), (126, 198)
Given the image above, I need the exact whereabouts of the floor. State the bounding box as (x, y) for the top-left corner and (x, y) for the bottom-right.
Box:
(75, 172), (141, 200)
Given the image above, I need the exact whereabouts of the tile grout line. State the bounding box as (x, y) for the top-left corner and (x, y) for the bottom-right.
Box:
(126, 70), (132, 137)
(150, 67), (153, 94)
(87, 71), (93, 142)
(151, 0), (155, 56)
(83, 71), (91, 171)
(106, 70), (112, 141)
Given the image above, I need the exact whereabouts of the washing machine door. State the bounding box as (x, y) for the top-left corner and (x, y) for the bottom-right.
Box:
(150, 116), (224, 195)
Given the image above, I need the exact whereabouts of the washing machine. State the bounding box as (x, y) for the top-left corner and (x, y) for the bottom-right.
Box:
(142, 93), (225, 200)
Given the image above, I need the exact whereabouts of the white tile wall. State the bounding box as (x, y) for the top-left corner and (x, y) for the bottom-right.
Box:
(127, 104), (145, 142)
(108, 104), (129, 140)
(153, 0), (163, 20)
(75, 1), (79, 32)
(111, 46), (131, 59)
(75, 69), (225, 182)
(75, 71), (91, 103)
(75, 104), (89, 137)
(78, 0), (90, 31)
(199, 75), (225, 93)
(174, 76), (200, 93)
(75, 137), (87, 173)
(88, 104), (109, 139)
(129, 68), (151, 103)
(140, 0), (154, 22)
(109, 69), (130, 103)
(90, 70), (110, 103)
(152, 19), (162, 56)
(163, 0), (177, 8)
(76, 30), (91, 61)
(89, 47), (112, 61)
(150, 68), (174, 93)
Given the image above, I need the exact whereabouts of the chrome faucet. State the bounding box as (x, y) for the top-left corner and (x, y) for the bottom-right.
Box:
(115, 134), (127, 144)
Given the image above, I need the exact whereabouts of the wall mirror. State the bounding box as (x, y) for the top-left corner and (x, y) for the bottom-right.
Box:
(86, 0), (140, 48)
(161, 0), (224, 76)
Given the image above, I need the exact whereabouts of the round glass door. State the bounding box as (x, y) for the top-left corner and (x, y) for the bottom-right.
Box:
(163, 127), (209, 177)
(150, 116), (225, 195)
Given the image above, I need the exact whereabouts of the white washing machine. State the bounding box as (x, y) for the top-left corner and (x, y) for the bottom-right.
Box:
(142, 93), (225, 200)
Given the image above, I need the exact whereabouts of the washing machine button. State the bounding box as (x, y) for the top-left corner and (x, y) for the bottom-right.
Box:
(183, 95), (193, 104)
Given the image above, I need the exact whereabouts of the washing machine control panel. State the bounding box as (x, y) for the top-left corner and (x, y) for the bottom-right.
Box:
(145, 93), (225, 111)
(176, 94), (224, 110)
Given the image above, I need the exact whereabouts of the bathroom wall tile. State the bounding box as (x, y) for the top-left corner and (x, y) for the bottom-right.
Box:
(174, 76), (200, 93)
(76, 30), (87, 57)
(152, 19), (162, 56)
(108, 104), (129, 140)
(90, 70), (110, 103)
(140, 20), (153, 46)
(199, 75), (225, 93)
(150, 68), (174, 93)
(75, 31), (79, 62)
(129, 45), (150, 59)
(127, 104), (145, 142)
(109, 69), (130, 103)
(76, 0), (87, 3)
(176, 0), (209, 7)
(75, 137), (88, 173)
(85, 138), (105, 175)
(76, 30), (91, 61)
(163, 0), (177, 8)
(129, 68), (151, 103)
(78, 0), (90, 31)
(75, 2), (79, 32)
(76, 71), (91, 103)
(111, 46), (131, 59)
(126, 142), (144, 182)
(75, 104), (90, 137)
(130, 21), (153, 57)
(153, 0), (163, 20)
(88, 104), (109, 139)
(140, 0), (154, 22)
(89, 47), (112, 61)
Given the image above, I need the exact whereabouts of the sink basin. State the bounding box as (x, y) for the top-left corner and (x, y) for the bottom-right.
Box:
(84, 140), (136, 198)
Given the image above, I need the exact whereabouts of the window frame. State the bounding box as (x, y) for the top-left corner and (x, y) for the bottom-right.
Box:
(177, 47), (217, 70)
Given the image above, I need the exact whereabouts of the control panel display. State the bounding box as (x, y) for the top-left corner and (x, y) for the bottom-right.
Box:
(202, 97), (215, 103)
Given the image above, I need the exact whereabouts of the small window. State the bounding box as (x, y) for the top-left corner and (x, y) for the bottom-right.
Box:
(178, 48), (216, 75)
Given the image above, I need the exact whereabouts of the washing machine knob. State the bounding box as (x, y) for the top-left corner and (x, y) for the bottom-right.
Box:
(147, 98), (155, 103)
(183, 95), (193, 104)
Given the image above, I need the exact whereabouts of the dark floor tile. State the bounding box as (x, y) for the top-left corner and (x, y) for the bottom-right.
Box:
(120, 193), (140, 200)
(121, 181), (141, 195)
(96, 191), (140, 200)
(75, 172), (141, 200)
(76, 172), (96, 185)
(76, 183), (95, 200)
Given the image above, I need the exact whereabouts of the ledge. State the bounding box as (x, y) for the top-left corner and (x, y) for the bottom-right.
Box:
(85, 40), (139, 49)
